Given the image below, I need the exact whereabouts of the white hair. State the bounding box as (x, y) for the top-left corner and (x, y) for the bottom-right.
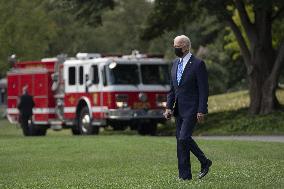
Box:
(22, 85), (28, 94)
(174, 35), (191, 49)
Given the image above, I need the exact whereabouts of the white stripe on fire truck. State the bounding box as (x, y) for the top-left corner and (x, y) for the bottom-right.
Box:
(64, 107), (76, 113)
(7, 108), (55, 114)
(33, 108), (55, 114)
(7, 108), (18, 114)
(8, 96), (49, 99)
(101, 85), (170, 92)
(63, 106), (108, 113)
(8, 107), (108, 114)
(92, 106), (108, 112)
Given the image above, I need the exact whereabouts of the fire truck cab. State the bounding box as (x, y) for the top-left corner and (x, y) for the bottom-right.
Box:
(7, 51), (170, 136)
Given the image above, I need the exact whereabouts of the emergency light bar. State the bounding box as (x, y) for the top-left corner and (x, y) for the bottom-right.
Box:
(76, 53), (101, 60)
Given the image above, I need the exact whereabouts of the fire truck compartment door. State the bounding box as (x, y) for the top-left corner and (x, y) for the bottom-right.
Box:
(7, 75), (19, 96)
(20, 74), (33, 95)
(34, 74), (48, 96)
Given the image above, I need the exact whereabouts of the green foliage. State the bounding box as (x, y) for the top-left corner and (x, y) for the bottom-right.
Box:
(42, 1), (96, 56)
(64, 0), (114, 26)
(0, 0), (117, 76)
(202, 26), (247, 94)
(196, 108), (284, 135)
(206, 62), (229, 95)
(89, 0), (153, 54)
(141, 0), (194, 41)
(0, 0), (56, 77)
(143, 0), (284, 101)
(0, 122), (283, 188)
(272, 16), (284, 49)
(199, 0), (233, 20)
(196, 89), (284, 135)
(0, 0), (282, 98)
(224, 6), (253, 60)
(142, 0), (249, 94)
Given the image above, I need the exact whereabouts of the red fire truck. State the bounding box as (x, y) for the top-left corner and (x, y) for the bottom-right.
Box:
(7, 52), (170, 136)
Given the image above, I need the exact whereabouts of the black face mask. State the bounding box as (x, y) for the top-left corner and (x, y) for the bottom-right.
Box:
(174, 48), (184, 57)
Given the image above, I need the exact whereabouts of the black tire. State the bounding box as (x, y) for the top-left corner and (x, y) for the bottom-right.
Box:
(130, 124), (137, 130)
(137, 123), (148, 135)
(137, 122), (157, 136)
(149, 123), (157, 136)
(77, 107), (99, 135)
(71, 127), (81, 135)
(36, 126), (47, 136)
(112, 124), (127, 131)
(21, 124), (29, 136)
(21, 123), (47, 136)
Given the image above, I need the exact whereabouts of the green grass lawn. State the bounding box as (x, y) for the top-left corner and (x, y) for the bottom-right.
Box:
(208, 88), (284, 113)
(0, 89), (284, 188)
(0, 122), (284, 189)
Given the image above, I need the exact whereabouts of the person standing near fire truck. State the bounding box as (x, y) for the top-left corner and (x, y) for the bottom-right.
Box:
(164, 35), (212, 180)
(17, 85), (35, 136)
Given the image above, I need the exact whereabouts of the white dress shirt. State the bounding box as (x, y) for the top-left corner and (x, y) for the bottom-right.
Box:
(179, 52), (192, 74)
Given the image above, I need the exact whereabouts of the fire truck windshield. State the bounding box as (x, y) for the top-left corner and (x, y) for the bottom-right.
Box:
(107, 64), (140, 85)
(141, 64), (169, 85)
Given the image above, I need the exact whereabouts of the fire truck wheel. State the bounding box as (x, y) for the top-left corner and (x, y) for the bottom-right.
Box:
(71, 127), (81, 135)
(130, 124), (137, 130)
(21, 123), (47, 136)
(112, 124), (127, 131)
(137, 122), (157, 136)
(35, 126), (47, 136)
(149, 123), (157, 136)
(78, 107), (99, 135)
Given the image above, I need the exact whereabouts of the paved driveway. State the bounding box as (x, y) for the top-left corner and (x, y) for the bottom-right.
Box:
(195, 136), (284, 143)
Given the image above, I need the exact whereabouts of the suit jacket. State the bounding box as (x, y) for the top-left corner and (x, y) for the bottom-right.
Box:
(166, 55), (208, 118)
(17, 94), (35, 117)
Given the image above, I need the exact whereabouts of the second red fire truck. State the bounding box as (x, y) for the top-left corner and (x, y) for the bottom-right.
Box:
(7, 51), (170, 136)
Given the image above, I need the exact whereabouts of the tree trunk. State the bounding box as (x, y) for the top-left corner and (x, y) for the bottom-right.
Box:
(248, 44), (278, 114)
(249, 72), (279, 114)
(232, 1), (283, 115)
(261, 77), (279, 114)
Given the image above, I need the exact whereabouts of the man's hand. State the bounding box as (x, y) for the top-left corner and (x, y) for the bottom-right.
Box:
(163, 109), (173, 120)
(197, 113), (205, 124)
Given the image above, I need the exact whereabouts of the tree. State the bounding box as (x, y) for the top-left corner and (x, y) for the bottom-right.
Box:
(0, 0), (116, 77)
(89, 0), (153, 54)
(0, 0), (56, 77)
(64, 0), (114, 27)
(142, 0), (284, 114)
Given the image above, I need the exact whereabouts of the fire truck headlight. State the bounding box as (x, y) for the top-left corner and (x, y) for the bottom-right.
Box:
(156, 94), (167, 108)
(156, 101), (167, 108)
(115, 94), (128, 108)
(116, 101), (128, 108)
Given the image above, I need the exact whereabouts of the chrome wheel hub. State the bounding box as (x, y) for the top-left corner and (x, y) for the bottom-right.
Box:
(81, 114), (91, 133)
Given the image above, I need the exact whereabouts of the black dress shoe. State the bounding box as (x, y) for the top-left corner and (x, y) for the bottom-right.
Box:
(198, 159), (212, 179)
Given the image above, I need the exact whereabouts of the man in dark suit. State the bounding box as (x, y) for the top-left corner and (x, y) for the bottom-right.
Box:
(164, 35), (212, 180)
(18, 85), (35, 136)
